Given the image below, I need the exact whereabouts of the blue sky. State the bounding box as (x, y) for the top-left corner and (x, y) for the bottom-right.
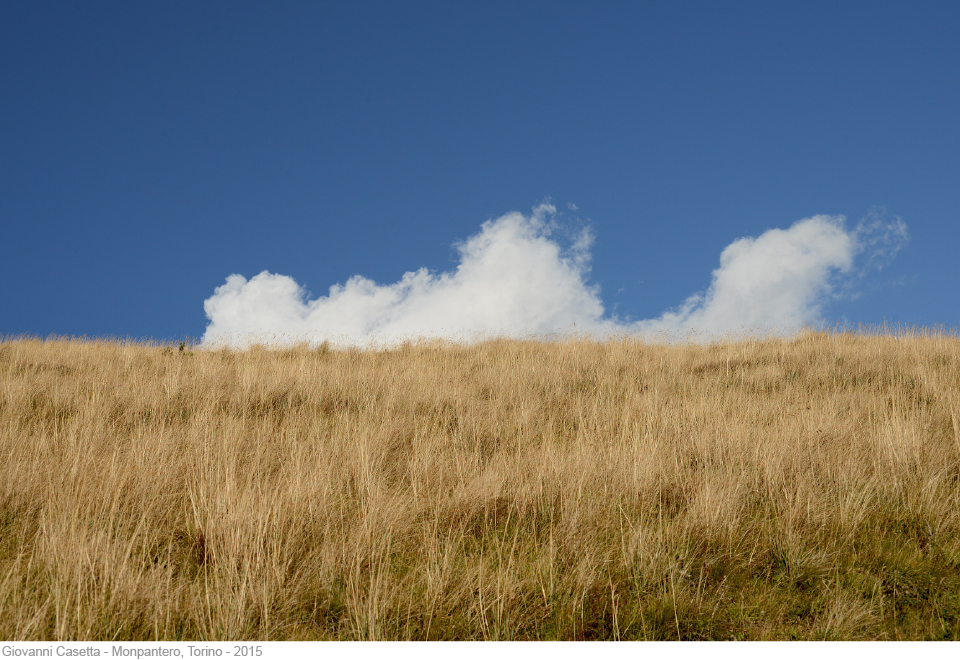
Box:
(2, 1), (958, 344)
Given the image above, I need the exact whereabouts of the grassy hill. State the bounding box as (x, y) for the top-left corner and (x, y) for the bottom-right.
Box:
(1, 331), (958, 639)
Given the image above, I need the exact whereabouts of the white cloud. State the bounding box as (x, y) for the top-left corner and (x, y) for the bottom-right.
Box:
(853, 207), (910, 275)
(634, 215), (856, 337)
(202, 203), (606, 347)
(200, 206), (908, 348)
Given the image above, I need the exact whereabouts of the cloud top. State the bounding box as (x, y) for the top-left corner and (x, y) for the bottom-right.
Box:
(201, 206), (907, 348)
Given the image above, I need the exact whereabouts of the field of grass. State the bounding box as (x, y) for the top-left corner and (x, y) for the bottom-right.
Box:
(1, 330), (959, 640)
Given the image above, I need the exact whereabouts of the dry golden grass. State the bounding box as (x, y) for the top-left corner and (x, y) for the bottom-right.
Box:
(1, 330), (959, 640)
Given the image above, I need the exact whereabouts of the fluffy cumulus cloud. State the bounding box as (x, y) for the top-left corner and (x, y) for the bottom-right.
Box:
(202, 204), (607, 347)
(635, 215), (855, 336)
(201, 205), (908, 348)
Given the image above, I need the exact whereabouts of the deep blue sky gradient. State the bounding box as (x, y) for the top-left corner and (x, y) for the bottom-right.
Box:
(2, 1), (958, 341)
